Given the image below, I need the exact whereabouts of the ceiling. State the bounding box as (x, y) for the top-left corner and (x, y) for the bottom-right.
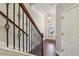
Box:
(30, 3), (56, 16)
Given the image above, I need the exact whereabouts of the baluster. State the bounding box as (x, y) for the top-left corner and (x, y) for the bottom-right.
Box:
(29, 19), (30, 52)
(31, 23), (32, 53)
(25, 16), (28, 53)
(41, 33), (43, 56)
(13, 3), (15, 49)
(33, 27), (36, 54)
(17, 5), (21, 51)
(35, 28), (37, 47)
(32, 25), (34, 54)
(35, 28), (37, 54)
(4, 3), (10, 47)
(22, 10), (24, 52)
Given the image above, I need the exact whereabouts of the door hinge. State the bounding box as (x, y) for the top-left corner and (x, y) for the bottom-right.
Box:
(62, 49), (64, 52)
(62, 16), (64, 19)
(62, 32), (64, 36)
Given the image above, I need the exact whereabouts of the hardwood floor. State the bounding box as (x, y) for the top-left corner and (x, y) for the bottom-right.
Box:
(30, 43), (43, 56)
(43, 39), (56, 56)
(30, 39), (57, 56)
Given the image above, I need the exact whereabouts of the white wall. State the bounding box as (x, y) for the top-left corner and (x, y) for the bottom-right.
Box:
(31, 6), (45, 36)
(56, 5), (62, 55)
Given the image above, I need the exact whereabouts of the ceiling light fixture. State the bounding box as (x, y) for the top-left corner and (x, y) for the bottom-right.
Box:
(48, 14), (51, 19)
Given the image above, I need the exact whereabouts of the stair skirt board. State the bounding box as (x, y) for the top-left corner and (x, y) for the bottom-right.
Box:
(0, 41), (35, 56)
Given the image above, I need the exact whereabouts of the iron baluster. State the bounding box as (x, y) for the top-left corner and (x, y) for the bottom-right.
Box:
(31, 23), (32, 53)
(29, 19), (30, 52)
(5, 3), (10, 47)
(22, 11), (24, 52)
(18, 5), (21, 51)
(26, 16), (28, 53)
(13, 3), (15, 49)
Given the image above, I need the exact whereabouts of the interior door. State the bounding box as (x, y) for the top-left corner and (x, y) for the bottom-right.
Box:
(61, 7), (77, 56)
(75, 6), (79, 56)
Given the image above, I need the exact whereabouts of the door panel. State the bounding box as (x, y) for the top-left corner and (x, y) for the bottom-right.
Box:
(61, 6), (78, 56)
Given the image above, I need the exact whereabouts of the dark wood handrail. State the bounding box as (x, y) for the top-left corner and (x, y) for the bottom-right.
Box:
(19, 3), (42, 37)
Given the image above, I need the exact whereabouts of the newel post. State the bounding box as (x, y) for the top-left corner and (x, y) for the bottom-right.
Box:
(41, 33), (44, 56)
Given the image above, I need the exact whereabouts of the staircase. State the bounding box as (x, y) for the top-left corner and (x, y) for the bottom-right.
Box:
(0, 3), (43, 56)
